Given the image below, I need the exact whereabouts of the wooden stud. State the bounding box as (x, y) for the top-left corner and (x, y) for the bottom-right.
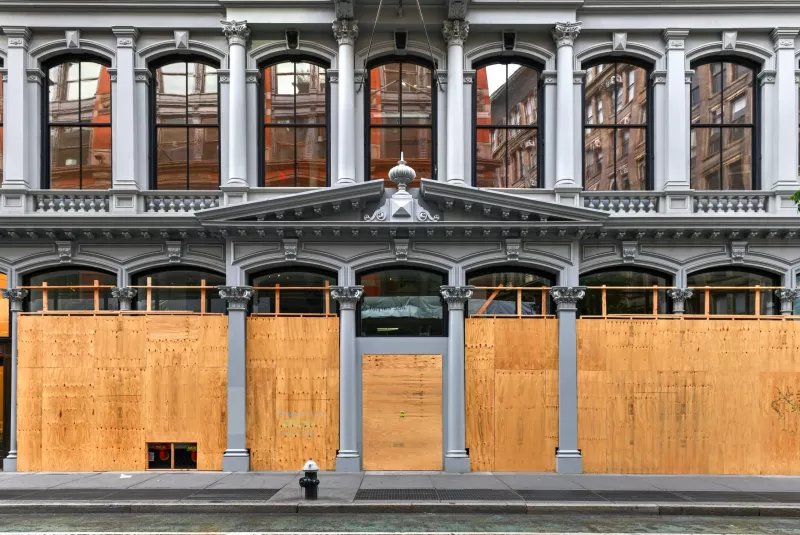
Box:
(516, 289), (522, 318)
(93, 280), (100, 312)
(275, 284), (280, 316)
(475, 285), (504, 316)
(652, 285), (658, 315)
(200, 279), (207, 316)
(601, 285), (607, 317)
(704, 287), (710, 316)
(755, 285), (761, 316)
(42, 282), (48, 312)
(146, 277), (152, 312)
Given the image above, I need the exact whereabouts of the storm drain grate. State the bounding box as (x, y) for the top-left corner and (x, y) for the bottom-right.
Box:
(15, 489), (118, 501)
(594, 490), (688, 502)
(436, 489), (522, 501)
(103, 489), (197, 501)
(356, 489), (438, 501)
(187, 489), (279, 500)
(516, 490), (608, 502)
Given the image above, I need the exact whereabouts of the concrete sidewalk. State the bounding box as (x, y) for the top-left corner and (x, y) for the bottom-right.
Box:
(0, 471), (799, 516)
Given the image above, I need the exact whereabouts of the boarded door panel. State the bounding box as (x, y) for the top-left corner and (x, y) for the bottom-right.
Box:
(362, 354), (442, 471)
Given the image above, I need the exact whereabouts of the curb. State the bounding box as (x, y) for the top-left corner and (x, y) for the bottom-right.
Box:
(0, 501), (797, 516)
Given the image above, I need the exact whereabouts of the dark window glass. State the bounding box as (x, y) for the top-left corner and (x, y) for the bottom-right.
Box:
(358, 268), (445, 336)
(24, 268), (117, 311)
(686, 268), (779, 315)
(579, 268), (671, 316)
(690, 61), (756, 190)
(173, 443), (197, 469)
(368, 61), (433, 186)
(475, 63), (540, 188)
(46, 60), (112, 189)
(584, 61), (649, 191)
(0, 63), (4, 186)
(0, 272), (7, 337)
(467, 269), (555, 316)
(132, 268), (224, 313)
(147, 443), (172, 469)
(263, 61), (327, 187)
(250, 269), (336, 314)
(153, 61), (219, 190)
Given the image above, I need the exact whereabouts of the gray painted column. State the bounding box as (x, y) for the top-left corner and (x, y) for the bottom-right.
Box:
(550, 286), (585, 474)
(111, 27), (139, 191)
(667, 288), (693, 315)
(662, 29), (690, 191)
(551, 22), (581, 189)
(442, 20), (468, 186)
(1, 28), (31, 195)
(1, 288), (27, 472)
(331, 285), (364, 472)
(441, 286), (473, 473)
(776, 289), (799, 316)
(221, 21), (250, 190)
(218, 285), (253, 472)
(332, 20), (359, 187)
(771, 29), (800, 191)
(111, 287), (137, 311)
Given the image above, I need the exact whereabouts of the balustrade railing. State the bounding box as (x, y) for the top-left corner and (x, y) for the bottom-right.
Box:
(582, 193), (660, 213)
(34, 192), (110, 213)
(693, 193), (767, 213)
(143, 192), (222, 213)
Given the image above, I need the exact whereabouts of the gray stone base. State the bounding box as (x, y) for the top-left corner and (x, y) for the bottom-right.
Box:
(555, 450), (582, 474)
(444, 455), (470, 473)
(336, 453), (362, 472)
(222, 449), (250, 472)
(2, 456), (17, 472)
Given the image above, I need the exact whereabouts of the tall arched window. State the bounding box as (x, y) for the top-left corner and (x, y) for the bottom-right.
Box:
(466, 268), (555, 316)
(151, 59), (220, 190)
(262, 59), (329, 187)
(690, 59), (758, 190)
(474, 60), (542, 188)
(132, 267), (224, 313)
(583, 59), (651, 191)
(44, 57), (112, 189)
(686, 267), (778, 315)
(23, 267), (117, 311)
(367, 59), (434, 185)
(579, 267), (671, 316)
(358, 268), (445, 336)
(250, 268), (336, 314)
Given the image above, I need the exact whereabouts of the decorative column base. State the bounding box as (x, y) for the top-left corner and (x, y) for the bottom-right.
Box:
(555, 449), (582, 474)
(444, 450), (470, 473)
(335, 450), (361, 472)
(222, 449), (250, 472)
(3, 453), (17, 472)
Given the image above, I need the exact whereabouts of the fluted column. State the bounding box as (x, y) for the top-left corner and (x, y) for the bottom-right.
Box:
(776, 289), (799, 316)
(1, 288), (27, 472)
(667, 288), (693, 315)
(221, 21), (250, 189)
(550, 286), (585, 474)
(441, 285), (473, 473)
(331, 285), (364, 471)
(663, 30), (690, 191)
(218, 285), (253, 471)
(442, 20), (469, 186)
(333, 20), (359, 187)
(552, 23), (581, 190)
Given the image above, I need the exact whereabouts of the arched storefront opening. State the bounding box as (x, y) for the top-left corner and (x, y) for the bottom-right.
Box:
(131, 267), (225, 313)
(0, 271), (9, 459)
(686, 267), (779, 315)
(466, 267), (556, 317)
(23, 267), (118, 311)
(579, 267), (672, 316)
(249, 267), (337, 315)
(357, 268), (446, 336)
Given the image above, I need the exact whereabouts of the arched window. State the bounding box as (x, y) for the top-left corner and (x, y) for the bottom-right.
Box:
(250, 268), (336, 315)
(23, 267), (117, 311)
(131, 267), (224, 313)
(579, 267), (671, 316)
(358, 268), (445, 336)
(466, 268), (555, 316)
(690, 59), (758, 190)
(686, 267), (779, 315)
(44, 57), (112, 189)
(583, 59), (651, 191)
(262, 58), (329, 187)
(151, 59), (220, 190)
(367, 59), (435, 185)
(474, 60), (542, 188)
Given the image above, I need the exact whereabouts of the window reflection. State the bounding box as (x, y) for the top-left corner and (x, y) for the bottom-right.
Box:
(690, 62), (755, 190)
(368, 61), (433, 186)
(250, 268), (336, 314)
(132, 268), (224, 313)
(47, 61), (112, 189)
(584, 61), (649, 191)
(686, 268), (779, 315)
(467, 268), (555, 316)
(359, 268), (445, 336)
(579, 268), (671, 316)
(24, 268), (118, 311)
(154, 61), (219, 190)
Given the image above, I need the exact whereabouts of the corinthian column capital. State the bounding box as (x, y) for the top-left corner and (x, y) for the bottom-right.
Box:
(221, 20), (250, 46)
(442, 19), (469, 46)
(333, 19), (359, 46)
(552, 22), (582, 48)
(1, 288), (28, 312)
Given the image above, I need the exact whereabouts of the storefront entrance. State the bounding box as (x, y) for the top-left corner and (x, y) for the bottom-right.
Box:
(362, 354), (442, 470)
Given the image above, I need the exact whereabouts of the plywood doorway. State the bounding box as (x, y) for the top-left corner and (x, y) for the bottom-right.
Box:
(362, 354), (442, 471)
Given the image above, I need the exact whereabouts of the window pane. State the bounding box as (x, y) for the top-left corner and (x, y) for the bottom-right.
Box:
(81, 126), (112, 189)
(295, 126), (327, 187)
(133, 269), (225, 313)
(49, 62), (80, 123)
(691, 126), (721, 189)
(50, 126), (82, 189)
(264, 125), (296, 186)
(26, 269), (118, 312)
(722, 127), (752, 189)
(691, 64), (721, 124)
(507, 65), (538, 126)
(295, 64), (326, 124)
(475, 67), (494, 126)
(401, 127), (432, 181)
(724, 66), (753, 124)
(264, 65), (287, 124)
(584, 127), (613, 191)
(188, 126), (219, 189)
(251, 270), (336, 314)
(401, 64), (432, 124)
(587, 74), (614, 125)
(369, 127), (401, 182)
(476, 128), (506, 188)
(156, 63), (187, 124)
(370, 63), (401, 125)
(621, 65), (647, 125)
(579, 269), (671, 316)
(156, 127), (188, 189)
(614, 127), (646, 190)
(686, 268), (779, 316)
(187, 64), (217, 124)
(505, 128), (537, 188)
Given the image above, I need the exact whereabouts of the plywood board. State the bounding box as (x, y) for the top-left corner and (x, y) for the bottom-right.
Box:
(16, 315), (227, 471)
(246, 317), (339, 471)
(362, 354), (442, 471)
(577, 319), (800, 475)
(465, 318), (558, 472)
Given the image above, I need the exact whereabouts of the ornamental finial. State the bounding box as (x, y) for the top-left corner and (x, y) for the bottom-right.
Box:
(388, 153), (416, 193)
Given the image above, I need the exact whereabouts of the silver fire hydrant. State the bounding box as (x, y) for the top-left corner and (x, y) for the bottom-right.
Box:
(299, 459), (320, 500)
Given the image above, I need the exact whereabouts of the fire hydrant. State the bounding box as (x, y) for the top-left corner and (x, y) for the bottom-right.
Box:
(299, 459), (320, 500)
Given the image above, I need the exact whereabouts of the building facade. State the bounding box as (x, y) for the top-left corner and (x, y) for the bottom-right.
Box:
(1, 0), (800, 474)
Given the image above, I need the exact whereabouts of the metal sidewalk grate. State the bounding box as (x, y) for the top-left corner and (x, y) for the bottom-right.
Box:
(594, 490), (688, 502)
(14, 489), (118, 501)
(436, 489), (522, 501)
(186, 489), (279, 500)
(355, 488), (438, 501)
(516, 489), (608, 502)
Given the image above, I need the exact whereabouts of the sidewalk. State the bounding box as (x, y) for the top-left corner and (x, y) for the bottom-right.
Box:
(0, 471), (799, 516)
